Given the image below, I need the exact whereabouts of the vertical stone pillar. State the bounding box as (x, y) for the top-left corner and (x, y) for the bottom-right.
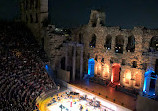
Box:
(72, 46), (76, 81)
(65, 46), (68, 70)
(80, 46), (83, 80)
(111, 36), (116, 52)
(123, 37), (127, 54)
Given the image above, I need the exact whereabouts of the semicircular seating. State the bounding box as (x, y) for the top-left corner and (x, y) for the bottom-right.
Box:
(0, 22), (57, 111)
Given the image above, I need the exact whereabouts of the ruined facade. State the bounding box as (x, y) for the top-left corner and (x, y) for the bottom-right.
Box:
(45, 10), (158, 97)
(20, 0), (48, 45)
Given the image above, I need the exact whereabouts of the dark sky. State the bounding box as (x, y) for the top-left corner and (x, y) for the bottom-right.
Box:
(1, 0), (158, 29)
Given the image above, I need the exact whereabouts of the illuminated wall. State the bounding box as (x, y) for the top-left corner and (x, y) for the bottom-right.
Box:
(88, 58), (95, 76)
(123, 69), (131, 84)
(102, 64), (110, 79)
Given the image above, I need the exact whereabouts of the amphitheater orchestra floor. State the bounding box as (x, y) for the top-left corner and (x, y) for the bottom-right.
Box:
(37, 79), (136, 111)
(71, 80), (136, 110)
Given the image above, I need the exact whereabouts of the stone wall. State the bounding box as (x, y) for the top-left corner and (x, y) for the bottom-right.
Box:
(70, 10), (158, 92)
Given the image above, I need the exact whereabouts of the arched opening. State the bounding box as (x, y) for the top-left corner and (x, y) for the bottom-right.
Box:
(100, 20), (105, 26)
(124, 69), (131, 84)
(89, 34), (96, 48)
(111, 63), (121, 84)
(91, 13), (97, 27)
(88, 58), (95, 77)
(143, 70), (157, 96)
(135, 72), (141, 87)
(79, 33), (83, 44)
(132, 61), (137, 68)
(115, 35), (124, 53)
(60, 57), (65, 70)
(149, 72), (157, 96)
(126, 36), (135, 52)
(104, 35), (112, 50)
(149, 36), (158, 52)
(102, 64), (109, 79)
(97, 63), (102, 76)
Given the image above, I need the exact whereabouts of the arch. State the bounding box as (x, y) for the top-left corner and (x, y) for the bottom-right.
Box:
(135, 72), (141, 86)
(104, 35), (112, 50)
(115, 35), (124, 53)
(60, 57), (65, 70)
(149, 36), (158, 52)
(111, 63), (121, 84)
(126, 36), (135, 52)
(89, 34), (96, 48)
(102, 64), (109, 79)
(143, 70), (157, 96)
(88, 58), (95, 76)
(124, 69), (131, 84)
(91, 13), (97, 27)
(79, 33), (83, 44)
(97, 63), (102, 76)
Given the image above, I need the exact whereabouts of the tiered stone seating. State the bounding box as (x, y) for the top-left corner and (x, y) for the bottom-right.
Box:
(0, 22), (57, 110)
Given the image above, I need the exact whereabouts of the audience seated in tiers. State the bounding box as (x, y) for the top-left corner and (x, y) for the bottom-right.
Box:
(0, 22), (57, 111)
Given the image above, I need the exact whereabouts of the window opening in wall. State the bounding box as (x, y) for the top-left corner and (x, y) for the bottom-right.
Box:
(60, 57), (65, 70)
(115, 36), (124, 53)
(30, 14), (33, 23)
(79, 33), (83, 44)
(101, 58), (104, 63)
(122, 59), (125, 65)
(149, 36), (158, 52)
(126, 36), (135, 52)
(95, 55), (98, 61)
(89, 34), (96, 48)
(100, 20), (104, 26)
(91, 13), (97, 27)
(132, 61), (137, 68)
(104, 35), (112, 50)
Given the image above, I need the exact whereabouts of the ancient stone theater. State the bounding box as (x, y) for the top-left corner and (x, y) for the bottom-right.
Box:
(45, 9), (158, 97)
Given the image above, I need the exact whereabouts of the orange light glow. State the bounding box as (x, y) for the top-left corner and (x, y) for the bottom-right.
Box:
(102, 64), (109, 78)
(124, 69), (131, 84)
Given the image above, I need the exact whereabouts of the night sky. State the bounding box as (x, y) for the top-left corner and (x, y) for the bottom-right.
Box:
(1, 0), (158, 29)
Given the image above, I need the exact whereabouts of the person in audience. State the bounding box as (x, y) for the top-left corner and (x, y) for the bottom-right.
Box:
(0, 22), (57, 111)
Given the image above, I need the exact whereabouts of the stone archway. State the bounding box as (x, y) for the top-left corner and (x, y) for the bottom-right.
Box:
(111, 63), (121, 84)
(88, 58), (95, 77)
(124, 69), (131, 84)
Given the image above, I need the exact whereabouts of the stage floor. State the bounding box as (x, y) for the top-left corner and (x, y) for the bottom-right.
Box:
(71, 80), (136, 110)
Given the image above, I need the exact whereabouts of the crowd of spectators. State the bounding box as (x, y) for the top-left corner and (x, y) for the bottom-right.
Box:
(0, 22), (57, 111)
